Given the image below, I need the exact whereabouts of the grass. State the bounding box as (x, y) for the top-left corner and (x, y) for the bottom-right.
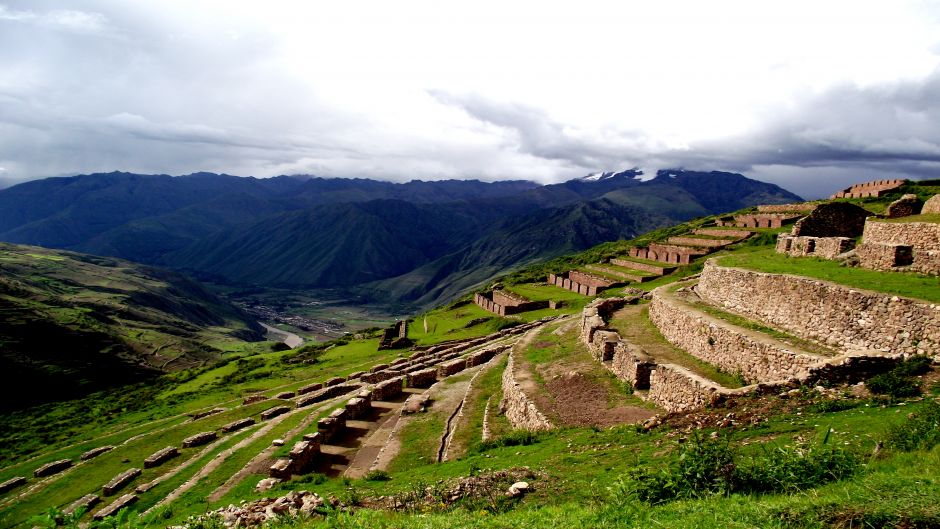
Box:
(668, 283), (837, 357)
(873, 213), (940, 224)
(718, 246), (940, 303)
(607, 304), (746, 388)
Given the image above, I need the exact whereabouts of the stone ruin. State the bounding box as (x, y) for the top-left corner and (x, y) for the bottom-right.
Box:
(474, 289), (549, 316)
(775, 202), (872, 260)
(756, 203), (820, 213)
(181, 431), (217, 448)
(103, 468), (141, 496)
(189, 408), (225, 421)
(923, 194), (940, 214)
(886, 194), (923, 218)
(547, 271), (621, 296)
(34, 459), (72, 477)
(715, 213), (801, 229)
(260, 406), (291, 420)
(242, 394), (269, 406)
(80, 446), (113, 461)
(0, 476), (26, 494)
(856, 214), (940, 275)
(831, 179), (905, 199)
(143, 446), (178, 468)
(378, 320), (410, 350)
(316, 408), (348, 443)
(65, 494), (100, 516)
(93, 494), (137, 520)
(269, 434), (322, 480)
(222, 417), (256, 433)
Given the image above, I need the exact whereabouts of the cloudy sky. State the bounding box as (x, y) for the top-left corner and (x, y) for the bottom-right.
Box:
(1, 0), (939, 197)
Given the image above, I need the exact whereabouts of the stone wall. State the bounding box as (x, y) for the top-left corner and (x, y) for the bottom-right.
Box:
(474, 291), (549, 316)
(696, 261), (940, 355)
(923, 194), (940, 214)
(647, 364), (727, 413)
(858, 219), (940, 275)
(775, 234), (854, 259)
(886, 194), (923, 218)
(499, 345), (553, 431)
(610, 341), (655, 389)
(831, 179), (905, 199)
(717, 213), (800, 229)
(757, 203), (820, 213)
(548, 272), (618, 296)
(790, 202), (870, 237)
(648, 290), (823, 383)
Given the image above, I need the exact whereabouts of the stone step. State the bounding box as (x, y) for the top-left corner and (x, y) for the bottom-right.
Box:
(584, 264), (655, 283)
(609, 257), (675, 275)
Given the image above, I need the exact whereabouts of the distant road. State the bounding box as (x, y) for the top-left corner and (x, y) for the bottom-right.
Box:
(259, 322), (304, 348)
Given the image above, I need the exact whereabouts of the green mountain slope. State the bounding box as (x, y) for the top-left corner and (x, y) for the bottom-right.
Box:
(0, 243), (264, 411)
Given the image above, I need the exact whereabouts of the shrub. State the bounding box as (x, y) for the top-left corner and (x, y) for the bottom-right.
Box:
(473, 430), (541, 453)
(866, 373), (920, 398)
(885, 401), (940, 451)
(364, 470), (391, 481)
(622, 432), (859, 505)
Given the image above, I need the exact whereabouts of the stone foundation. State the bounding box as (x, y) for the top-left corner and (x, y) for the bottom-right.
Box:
(260, 406), (291, 421)
(696, 261), (940, 354)
(371, 376), (405, 401)
(406, 368), (437, 388)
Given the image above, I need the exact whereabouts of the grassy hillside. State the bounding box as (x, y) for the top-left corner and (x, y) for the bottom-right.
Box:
(0, 243), (265, 411)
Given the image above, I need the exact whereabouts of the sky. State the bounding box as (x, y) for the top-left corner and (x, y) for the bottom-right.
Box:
(1, 1), (939, 197)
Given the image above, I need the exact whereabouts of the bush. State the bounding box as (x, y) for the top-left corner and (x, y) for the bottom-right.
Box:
(623, 432), (859, 505)
(364, 470), (391, 481)
(866, 356), (932, 398)
(885, 401), (940, 451)
(473, 430), (542, 453)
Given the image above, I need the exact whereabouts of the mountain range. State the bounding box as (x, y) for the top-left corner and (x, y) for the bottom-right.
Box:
(0, 169), (802, 310)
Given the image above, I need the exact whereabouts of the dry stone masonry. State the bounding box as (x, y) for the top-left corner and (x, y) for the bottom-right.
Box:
(500, 341), (554, 431)
(886, 194), (924, 218)
(34, 459), (71, 477)
(0, 476), (26, 494)
(80, 446), (114, 461)
(696, 261), (940, 355)
(103, 468), (141, 496)
(716, 213), (800, 229)
(93, 494), (137, 520)
(775, 234), (854, 260)
(790, 202), (870, 238)
(181, 431), (218, 448)
(474, 289), (549, 316)
(222, 417), (256, 433)
(923, 194), (940, 214)
(143, 446), (179, 468)
(831, 179), (905, 199)
(857, 218), (940, 275)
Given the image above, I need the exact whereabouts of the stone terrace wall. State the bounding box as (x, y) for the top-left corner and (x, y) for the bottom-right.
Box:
(500, 343), (554, 431)
(859, 220), (940, 275)
(648, 290), (823, 383)
(757, 203), (820, 213)
(696, 261), (940, 355)
(648, 364), (728, 413)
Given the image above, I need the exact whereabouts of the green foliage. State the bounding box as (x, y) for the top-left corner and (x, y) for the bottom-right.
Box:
(885, 401), (940, 452)
(364, 470), (391, 482)
(623, 432), (859, 505)
(473, 430), (542, 454)
(866, 357), (931, 398)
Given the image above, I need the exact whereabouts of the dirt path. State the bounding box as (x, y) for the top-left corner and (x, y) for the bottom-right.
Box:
(442, 352), (506, 461)
(516, 317), (655, 427)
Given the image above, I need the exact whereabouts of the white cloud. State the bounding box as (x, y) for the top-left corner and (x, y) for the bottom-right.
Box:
(0, 0), (939, 196)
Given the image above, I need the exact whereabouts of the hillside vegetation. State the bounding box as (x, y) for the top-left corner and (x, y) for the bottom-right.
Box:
(3, 180), (939, 529)
(0, 243), (265, 411)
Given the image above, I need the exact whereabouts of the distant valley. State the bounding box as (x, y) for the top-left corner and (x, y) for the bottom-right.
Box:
(0, 170), (801, 315)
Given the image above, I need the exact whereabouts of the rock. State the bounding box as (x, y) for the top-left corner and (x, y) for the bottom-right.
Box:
(507, 481), (530, 497)
(272, 439), (285, 446)
(255, 477), (281, 492)
(300, 493), (324, 515)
